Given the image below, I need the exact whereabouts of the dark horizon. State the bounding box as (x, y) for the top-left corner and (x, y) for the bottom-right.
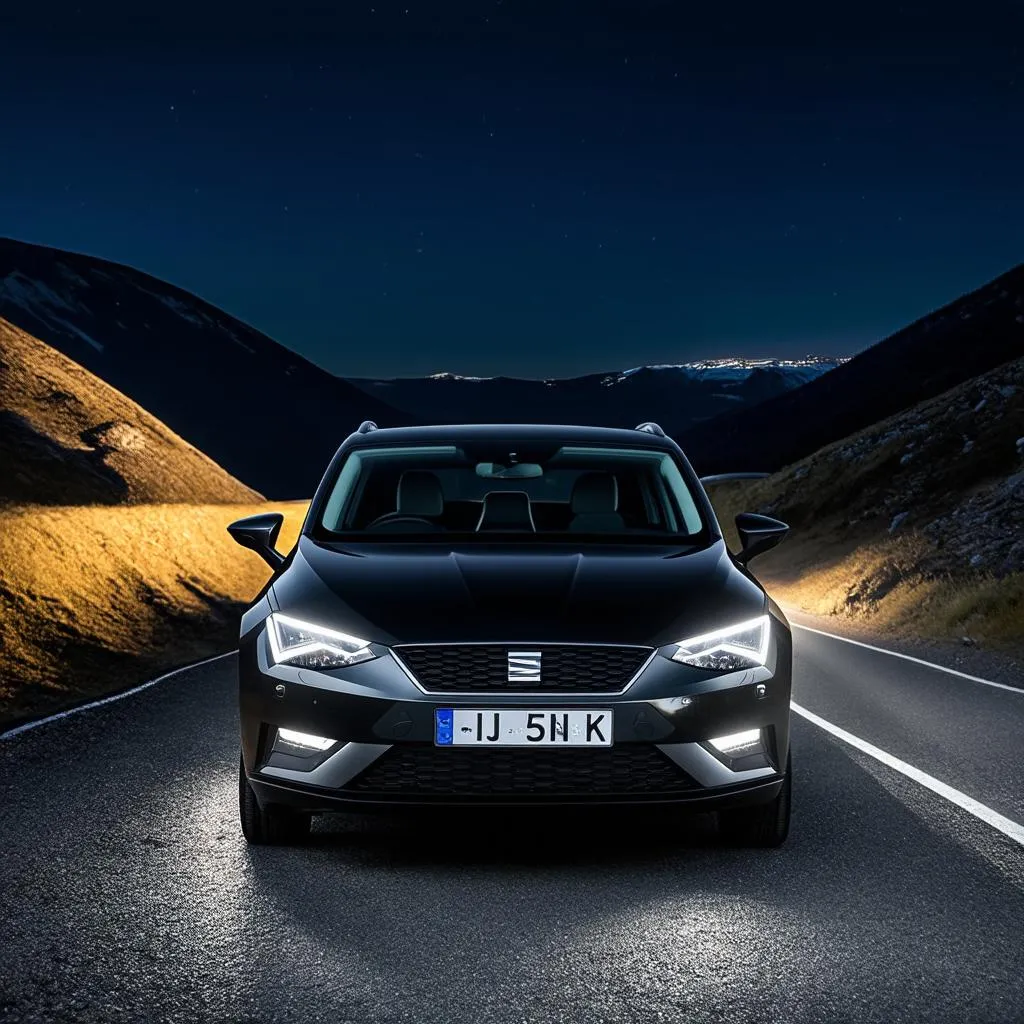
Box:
(4, 237), (1014, 383)
(2, 0), (1022, 377)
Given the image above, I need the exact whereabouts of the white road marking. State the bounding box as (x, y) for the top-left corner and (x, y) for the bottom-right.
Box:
(0, 651), (237, 742)
(792, 701), (1024, 847)
(792, 623), (1023, 695)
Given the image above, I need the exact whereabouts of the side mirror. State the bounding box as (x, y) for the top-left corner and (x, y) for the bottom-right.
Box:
(734, 512), (788, 565)
(227, 513), (286, 570)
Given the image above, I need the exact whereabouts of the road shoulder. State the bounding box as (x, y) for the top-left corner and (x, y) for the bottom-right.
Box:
(780, 604), (1024, 689)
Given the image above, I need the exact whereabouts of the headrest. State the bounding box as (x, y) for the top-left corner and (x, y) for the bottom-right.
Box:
(397, 471), (444, 516)
(476, 491), (536, 531)
(571, 473), (619, 514)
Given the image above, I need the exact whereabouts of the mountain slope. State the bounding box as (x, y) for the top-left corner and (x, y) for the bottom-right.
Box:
(0, 317), (260, 506)
(347, 357), (843, 432)
(707, 356), (1024, 644)
(0, 312), (301, 728)
(682, 264), (1024, 474)
(0, 237), (414, 497)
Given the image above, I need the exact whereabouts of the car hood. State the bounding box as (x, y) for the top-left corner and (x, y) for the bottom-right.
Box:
(271, 537), (766, 647)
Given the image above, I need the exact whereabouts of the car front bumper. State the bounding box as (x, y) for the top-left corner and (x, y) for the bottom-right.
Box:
(239, 610), (792, 813)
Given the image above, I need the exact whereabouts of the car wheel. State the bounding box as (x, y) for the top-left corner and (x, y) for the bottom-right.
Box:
(238, 754), (313, 845)
(717, 752), (791, 848)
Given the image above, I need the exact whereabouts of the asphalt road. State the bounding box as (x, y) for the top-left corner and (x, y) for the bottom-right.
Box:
(2, 629), (1023, 1024)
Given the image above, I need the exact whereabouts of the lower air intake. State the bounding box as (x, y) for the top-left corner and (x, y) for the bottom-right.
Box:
(346, 745), (698, 797)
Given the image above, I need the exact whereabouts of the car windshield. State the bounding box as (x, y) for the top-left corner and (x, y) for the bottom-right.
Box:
(316, 443), (706, 541)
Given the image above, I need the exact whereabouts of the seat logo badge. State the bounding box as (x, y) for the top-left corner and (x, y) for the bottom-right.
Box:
(507, 651), (542, 683)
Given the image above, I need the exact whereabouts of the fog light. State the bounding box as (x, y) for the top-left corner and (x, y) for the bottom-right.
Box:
(276, 727), (335, 752)
(708, 729), (761, 755)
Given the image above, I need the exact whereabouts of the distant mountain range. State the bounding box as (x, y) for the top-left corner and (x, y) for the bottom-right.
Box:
(0, 237), (845, 495)
(2, 236), (1021, 497)
(345, 357), (845, 436)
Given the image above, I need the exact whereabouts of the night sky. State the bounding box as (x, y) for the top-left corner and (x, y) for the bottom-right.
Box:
(2, 1), (1022, 377)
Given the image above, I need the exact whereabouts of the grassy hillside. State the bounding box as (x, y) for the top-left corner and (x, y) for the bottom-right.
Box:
(0, 318), (309, 729)
(0, 501), (308, 729)
(0, 317), (261, 505)
(708, 357), (1024, 646)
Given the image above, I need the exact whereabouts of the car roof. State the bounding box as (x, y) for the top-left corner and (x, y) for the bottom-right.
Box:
(345, 422), (678, 449)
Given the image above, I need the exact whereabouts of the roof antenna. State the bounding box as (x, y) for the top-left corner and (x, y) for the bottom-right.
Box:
(634, 422), (665, 436)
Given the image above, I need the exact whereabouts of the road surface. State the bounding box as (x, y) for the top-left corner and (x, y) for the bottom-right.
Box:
(1, 627), (1023, 1024)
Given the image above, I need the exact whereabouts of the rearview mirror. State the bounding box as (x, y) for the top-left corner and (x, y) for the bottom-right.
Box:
(734, 512), (788, 565)
(475, 462), (544, 479)
(227, 513), (286, 570)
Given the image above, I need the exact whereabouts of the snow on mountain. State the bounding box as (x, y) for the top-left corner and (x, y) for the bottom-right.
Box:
(2, 269), (106, 352)
(396, 357), (844, 389)
(425, 371), (494, 382)
(607, 357), (845, 387)
(347, 357), (844, 434)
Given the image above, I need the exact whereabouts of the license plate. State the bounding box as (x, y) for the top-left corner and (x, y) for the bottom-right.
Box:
(434, 708), (613, 747)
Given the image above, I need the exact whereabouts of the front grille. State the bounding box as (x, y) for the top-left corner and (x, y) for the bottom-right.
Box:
(345, 745), (698, 797)
(393, 644), (652, 693)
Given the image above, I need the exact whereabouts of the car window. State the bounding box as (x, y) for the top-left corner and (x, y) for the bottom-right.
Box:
(317, 443), (705, 540)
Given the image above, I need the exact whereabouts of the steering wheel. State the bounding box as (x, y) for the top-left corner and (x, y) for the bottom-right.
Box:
(366, 513), (437, 530)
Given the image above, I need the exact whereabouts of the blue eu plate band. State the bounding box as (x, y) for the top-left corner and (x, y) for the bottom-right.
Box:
(435, 708), (454, 745)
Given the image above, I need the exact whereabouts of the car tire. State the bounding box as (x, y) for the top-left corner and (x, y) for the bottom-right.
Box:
(238, 754), (313, 845)
(717, 752), (791, 848)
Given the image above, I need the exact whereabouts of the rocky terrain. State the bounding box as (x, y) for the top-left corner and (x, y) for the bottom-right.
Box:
(708, 356), (1024, 645)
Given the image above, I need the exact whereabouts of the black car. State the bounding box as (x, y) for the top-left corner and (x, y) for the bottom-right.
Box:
(229, 421), (792, 847)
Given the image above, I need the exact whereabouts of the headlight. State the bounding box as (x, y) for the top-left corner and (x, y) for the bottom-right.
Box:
(267, 612), (377, 669)
(670, 615), (770, 671)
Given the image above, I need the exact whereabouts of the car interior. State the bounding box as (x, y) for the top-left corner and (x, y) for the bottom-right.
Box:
(354, 467), (675, 534)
